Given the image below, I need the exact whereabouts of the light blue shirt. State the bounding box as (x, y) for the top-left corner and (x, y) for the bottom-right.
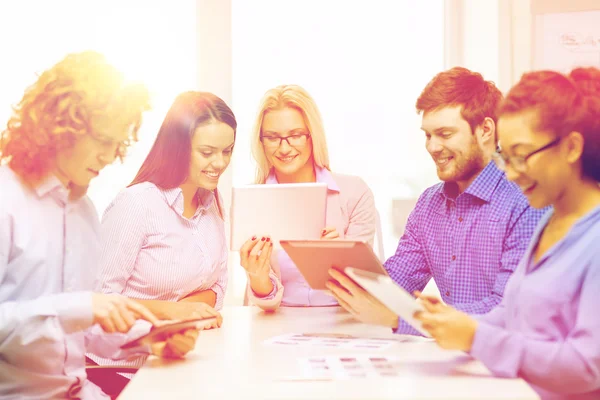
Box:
(471, 205), (600, 400)
(0, 166), (147, 399)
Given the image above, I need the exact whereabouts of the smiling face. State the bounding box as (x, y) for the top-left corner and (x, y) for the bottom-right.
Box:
(261, 107), (313, 180)
(186, 121), (235, 191)
(421, 106), (487, 189)
(497, 110), (572, 209)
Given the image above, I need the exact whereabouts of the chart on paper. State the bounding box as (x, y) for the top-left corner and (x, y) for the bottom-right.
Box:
(274, 355), (401, 381)
(263, 333), (398, 350)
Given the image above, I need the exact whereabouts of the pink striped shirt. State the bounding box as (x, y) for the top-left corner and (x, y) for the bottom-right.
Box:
(95, 182), (228, 308)
(247, 167), (377, 310)
(90, 182), (228, 370)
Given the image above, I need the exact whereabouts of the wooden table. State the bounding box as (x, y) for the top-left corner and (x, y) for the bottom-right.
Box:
(119, 306), (539, 399)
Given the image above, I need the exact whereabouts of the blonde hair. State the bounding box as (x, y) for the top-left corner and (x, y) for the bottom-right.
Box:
(251, 84), (330, 183)
(0, 51), (150, 184)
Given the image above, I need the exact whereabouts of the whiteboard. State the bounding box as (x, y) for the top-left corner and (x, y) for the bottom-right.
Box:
(534, 10), (600, 72)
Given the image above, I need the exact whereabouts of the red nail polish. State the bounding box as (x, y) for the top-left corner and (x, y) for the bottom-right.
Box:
(251, 236), (257, 241)
(322, 229), (326, 235)
(261, 237), (266, 241)
(266, 237), (271, 242)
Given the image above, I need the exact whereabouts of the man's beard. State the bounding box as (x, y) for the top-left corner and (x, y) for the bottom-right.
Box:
(438, 142), (486, 184)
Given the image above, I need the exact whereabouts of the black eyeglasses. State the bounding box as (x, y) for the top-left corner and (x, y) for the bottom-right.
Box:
(260, 133), (311, 148)
(493, 137), (562, 173)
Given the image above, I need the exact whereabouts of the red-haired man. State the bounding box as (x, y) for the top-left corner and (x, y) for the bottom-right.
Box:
(328, 67), (545, 335)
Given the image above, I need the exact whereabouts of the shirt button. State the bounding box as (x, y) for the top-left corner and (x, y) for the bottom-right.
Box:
(458, 217), (463, 222)
(451, 255), (456, 261)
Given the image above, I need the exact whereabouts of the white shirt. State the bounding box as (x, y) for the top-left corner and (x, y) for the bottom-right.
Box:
(0, 166), (146, 399)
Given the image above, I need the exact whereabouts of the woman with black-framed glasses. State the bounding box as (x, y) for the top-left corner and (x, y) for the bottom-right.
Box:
(413, 68), (600, 399)
(238, 84), (378, 310)
(493, 136), (562, 174)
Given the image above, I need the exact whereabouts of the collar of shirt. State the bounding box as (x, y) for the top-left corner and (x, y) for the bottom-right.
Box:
(34, 174), (70, 205)
(528, 203), (600, 271)
(161, 187), (216, 218)
(438, 161), (504, 204)
(265, 165), (340, 193)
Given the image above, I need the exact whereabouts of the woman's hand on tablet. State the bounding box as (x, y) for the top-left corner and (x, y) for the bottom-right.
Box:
(240, 236), (274, 296)
(151, 328), (199, 358)
(189, 303), (222, 329)
(92, 293), (160, 334)
(413, 292), (477, 351)
(167, 302), (223, 329)
(321, 227), (340, 240)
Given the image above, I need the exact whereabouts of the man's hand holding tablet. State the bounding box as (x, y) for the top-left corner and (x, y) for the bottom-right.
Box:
(327, 267), (432, 337)
(326, 268), (400, 329)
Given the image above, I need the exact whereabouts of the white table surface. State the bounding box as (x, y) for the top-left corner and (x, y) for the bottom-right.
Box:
(119, 306), (539, 400)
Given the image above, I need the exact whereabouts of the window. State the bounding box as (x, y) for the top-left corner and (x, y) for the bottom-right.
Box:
(0, 0), (197, 214)
(232, 0), (445, 259)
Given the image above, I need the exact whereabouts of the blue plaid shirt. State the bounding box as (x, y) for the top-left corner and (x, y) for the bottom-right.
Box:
(385, 162), (545, 335)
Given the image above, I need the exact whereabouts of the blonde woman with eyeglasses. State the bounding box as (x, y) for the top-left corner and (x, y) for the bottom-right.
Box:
(238, 85), (377, 310)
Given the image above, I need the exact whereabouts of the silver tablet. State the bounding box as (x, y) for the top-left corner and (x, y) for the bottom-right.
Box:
(344, 267), (430, 337)
(120, 317), (217, 349)
(230, 183), (327, 250)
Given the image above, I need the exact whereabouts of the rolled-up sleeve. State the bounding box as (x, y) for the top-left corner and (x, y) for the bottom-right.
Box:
(246, 269), (284, 311)
(0, 293), (94, 358)
(209, 256), (228, 311)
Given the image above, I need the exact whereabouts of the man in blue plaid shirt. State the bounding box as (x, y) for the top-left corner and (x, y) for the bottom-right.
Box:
(327, 67), (545, 335)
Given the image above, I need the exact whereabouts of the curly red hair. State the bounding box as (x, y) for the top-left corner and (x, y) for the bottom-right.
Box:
(0, 51), (150, 183)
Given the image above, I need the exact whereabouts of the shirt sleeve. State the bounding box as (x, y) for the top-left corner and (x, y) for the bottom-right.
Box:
(0, 211), (10, 286)
(344, 179), (377, 246)
(209, 254), (228, 311)
(384, 198), (432, 299)
(475, 302), (508, 328)
(95, 190), (147, 294)
(0, 211), (94, 352)
(450, 205), (542, 315)
(0, 293), (94, 359)
(382, 196), (432, 336)
(470, 257), (600, 395)
(85, 321), (151, 361)
(245, 250), (285, 311)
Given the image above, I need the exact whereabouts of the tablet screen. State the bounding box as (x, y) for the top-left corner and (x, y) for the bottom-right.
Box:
(120, 317), (217, 349)
(344, 268), (430, 337)
(230, 183), (327, 250)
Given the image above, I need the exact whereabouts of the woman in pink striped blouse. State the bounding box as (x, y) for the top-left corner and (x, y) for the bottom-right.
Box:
(239, 85), (377, 310)
(95, 92), (235, 322)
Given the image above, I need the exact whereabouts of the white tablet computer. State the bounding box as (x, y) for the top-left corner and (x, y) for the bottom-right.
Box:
(279, 240), (388, 290)
(344, 267), (430, 337)
(230, 183), (327, 250)
(120, 317), (217, 349)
